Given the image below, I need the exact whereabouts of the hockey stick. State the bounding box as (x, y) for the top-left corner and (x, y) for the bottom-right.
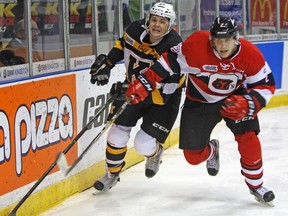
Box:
(56, 96), (133, 176)
(8, 94), (117, 216)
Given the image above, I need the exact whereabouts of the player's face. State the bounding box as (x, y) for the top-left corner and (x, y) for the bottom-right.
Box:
(212, 37), (237, 58)
(148, 15), (169, 42)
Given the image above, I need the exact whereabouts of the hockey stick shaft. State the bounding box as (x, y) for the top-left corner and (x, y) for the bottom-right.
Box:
(59, 96), (132, 176)
(9, 94), (117, 216)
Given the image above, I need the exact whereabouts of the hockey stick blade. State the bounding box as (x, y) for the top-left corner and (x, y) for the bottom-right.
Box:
(56, 152), (70, 175)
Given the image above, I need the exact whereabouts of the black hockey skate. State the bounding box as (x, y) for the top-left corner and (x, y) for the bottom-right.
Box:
(206, 139), (220, 176)
(249, 186), (275, 207)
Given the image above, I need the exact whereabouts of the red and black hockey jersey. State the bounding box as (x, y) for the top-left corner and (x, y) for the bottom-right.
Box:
(147, 31), (276, 107)
(107, 19), (186, 105)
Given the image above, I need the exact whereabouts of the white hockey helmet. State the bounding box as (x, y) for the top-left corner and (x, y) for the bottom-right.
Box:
(145, 2), (176, 32)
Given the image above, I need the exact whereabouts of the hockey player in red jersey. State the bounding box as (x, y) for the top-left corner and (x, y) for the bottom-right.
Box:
(126, 17), (276, 205)
(89, 2), (185, 192)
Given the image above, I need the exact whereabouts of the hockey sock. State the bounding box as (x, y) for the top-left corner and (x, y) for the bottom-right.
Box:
(235, 131), (263, 188)
(106, 142), (127, 174)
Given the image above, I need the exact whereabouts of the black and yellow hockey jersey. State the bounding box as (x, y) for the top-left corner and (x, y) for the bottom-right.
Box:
(107, 19), (185, 105)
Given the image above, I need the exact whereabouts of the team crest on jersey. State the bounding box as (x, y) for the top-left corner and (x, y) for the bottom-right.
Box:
(170, 44), (180, 53)
(208, 73), (238, 94)
(203, 64), (218, 72)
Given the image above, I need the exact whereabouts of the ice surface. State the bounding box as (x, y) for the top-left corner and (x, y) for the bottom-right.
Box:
(40, 106), (288, 216)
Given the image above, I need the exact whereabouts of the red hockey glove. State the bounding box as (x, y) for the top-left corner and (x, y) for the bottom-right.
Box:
(220, 95), (261, 120)
(126, 74), (156, 104)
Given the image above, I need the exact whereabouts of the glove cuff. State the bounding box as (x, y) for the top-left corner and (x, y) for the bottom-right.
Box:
(243, 95), (255, 117)
(106, 55), (116, 69)
(137, 74), (156, 93)
(244, 94), (262, 117)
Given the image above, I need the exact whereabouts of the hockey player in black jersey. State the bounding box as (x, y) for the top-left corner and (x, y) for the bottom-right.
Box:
(90, 2), (185, 192)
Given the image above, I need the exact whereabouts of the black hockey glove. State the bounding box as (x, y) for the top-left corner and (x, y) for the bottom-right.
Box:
(110, 81), (129, 100)
(90, 54), (115, 85)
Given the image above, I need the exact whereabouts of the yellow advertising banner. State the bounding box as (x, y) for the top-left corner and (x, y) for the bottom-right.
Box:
(251, 0), (276, 27)
(281, 0), (288, 27)
(0, 75), (78, 195)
